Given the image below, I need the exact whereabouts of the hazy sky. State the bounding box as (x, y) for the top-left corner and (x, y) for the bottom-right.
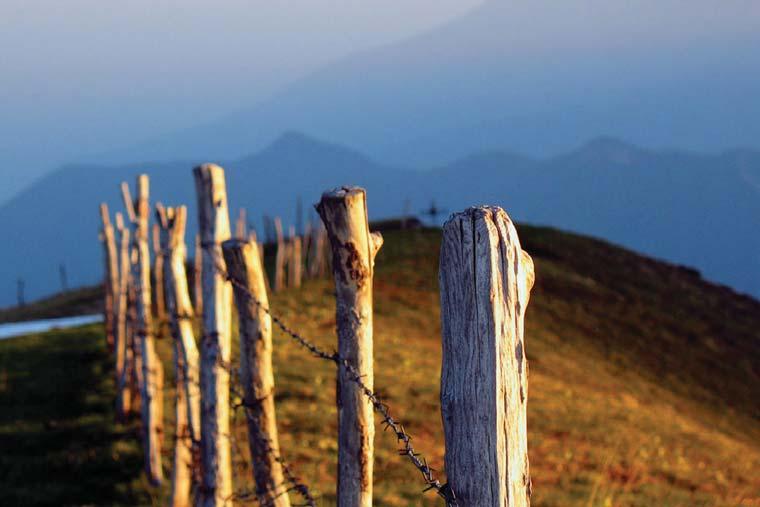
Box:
(0, 0), (482, 203)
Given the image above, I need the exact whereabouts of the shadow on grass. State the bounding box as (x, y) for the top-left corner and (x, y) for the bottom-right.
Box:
(0, 324), (145, 506)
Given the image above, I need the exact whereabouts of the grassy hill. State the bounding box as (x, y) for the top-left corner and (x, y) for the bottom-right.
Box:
(1, 226), (758, 506)
(0, 285), (101, 324)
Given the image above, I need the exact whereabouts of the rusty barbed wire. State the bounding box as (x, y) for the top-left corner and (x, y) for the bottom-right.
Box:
(227, 367), (317, 507)
(214, 261), (458, 506)
(158, 296), (316, 507)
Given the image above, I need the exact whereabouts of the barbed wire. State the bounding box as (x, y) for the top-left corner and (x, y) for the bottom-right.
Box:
(227, 365), (317, 507)
(214, 261), (458, 506)
(142, 252), (456, 505)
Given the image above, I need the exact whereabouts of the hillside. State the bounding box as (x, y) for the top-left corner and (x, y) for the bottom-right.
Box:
(2, 133), (760, 306)
(1, 226), (758, 506)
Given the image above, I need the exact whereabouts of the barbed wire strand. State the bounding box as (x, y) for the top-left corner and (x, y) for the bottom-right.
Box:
(215, 261), (458, 507)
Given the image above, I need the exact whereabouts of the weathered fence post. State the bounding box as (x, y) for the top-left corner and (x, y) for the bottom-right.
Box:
(236, 208), (247, 239)
(194, 163), (234, 507)
(99, 203), (118, 353)
(127, 251), (143, 415)
(274, 217), (286, 291)
(302, 221), (313, 279)
(194, 233), (203, 316)
(308, 224), (327, 278)
(288, 225), (302, 288)
(223, 239), (291, 507)
(438, 206), (535, 507)
(114, 212), (132, 421)
(159, 205), (202, 507)
(317, 186), (383, 507)
(153, 222), (168, 338)
(123, 176), (165, 486)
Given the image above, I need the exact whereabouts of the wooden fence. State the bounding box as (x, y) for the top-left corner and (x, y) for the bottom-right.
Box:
(98, 166), (534, 507)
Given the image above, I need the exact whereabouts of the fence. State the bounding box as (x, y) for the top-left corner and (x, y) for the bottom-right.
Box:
(98, 166), (534, 507)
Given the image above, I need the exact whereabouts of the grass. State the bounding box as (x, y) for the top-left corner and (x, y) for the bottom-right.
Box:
(0, 284), (101, 324)
(0, 226), (758, 506)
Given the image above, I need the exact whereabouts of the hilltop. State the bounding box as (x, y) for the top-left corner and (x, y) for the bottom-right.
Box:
(0, 226), (758, 506)
(2, 133), (760, 307)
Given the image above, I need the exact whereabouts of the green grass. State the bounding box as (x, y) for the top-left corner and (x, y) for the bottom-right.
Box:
(0, 285), (101, 324)
(1, 226), (758, 506)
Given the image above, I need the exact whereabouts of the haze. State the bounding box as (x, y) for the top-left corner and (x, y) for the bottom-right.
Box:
(1, 0), (758, 204)
(0, 0), (480, 203)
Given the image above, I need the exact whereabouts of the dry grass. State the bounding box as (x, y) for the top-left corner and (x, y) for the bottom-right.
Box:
(1, 227), (758, 506)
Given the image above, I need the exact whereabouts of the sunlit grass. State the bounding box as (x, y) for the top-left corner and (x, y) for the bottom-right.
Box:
(1, 227), (758, 506)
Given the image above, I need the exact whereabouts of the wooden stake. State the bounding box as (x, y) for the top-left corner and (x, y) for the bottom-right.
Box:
(302, 221), (313, 279)
(127, 255), (143, 415)
(194, 163), (233, 507)
(194, 234), (203, 316)
(316, 186), (383, 507)
(274, 217), (286, 292)
(115, 213), (132, 421)
(288, 225), (302, 289)
(159, 205), (202, 507)
(223, 239), (291, 507)
(153, 221), (167, 338)
(438, 206), (534, 507)
(308, 225), (327, 278)
(125, 175), (164, 486)
(248, 230), (270, 295)
(236, 208), (247, 240)
(99, 203), (118, 353)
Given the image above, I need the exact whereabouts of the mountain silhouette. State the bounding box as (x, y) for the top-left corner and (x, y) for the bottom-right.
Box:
(89, 0), (760, 169)
(2, 132), (759, 306)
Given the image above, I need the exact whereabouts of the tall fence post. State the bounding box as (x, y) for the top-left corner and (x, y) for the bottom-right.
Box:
(194, 233), (204, 316)
(317, 186), (383, 507)
(153, 222), (168, 338)
(236, 208), (247, 239)
(308, 224), (327, 278)
(159, 205), (202, 507)
(99, 203), (118, 353)
(124, 175), (165, 486)
(127, 249), (143, 415)
(274, 217), (286, 292)
(438, 206), (535, 507)
(194, 163), (234, 507)
(114, 212), (132, 421)
(223, 239), (291, 507)
(288, 225), (302, 288)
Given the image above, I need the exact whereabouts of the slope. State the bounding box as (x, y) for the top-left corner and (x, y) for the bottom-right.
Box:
(0, 226), (757, 506)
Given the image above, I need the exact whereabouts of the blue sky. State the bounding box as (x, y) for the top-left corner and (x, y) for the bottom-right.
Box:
(0, 0), (480, 203)
(1, 0), (758, 204)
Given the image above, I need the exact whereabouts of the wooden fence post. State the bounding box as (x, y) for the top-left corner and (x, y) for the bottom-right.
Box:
(223, 239), (291, 507)
(127, 251), (143, 415)
(194, 163), (233, 507)
(316, 186), (383, 507)
(159, 205), (202, 507)
(124, 175), (165, 486)
(99, 203), (118, 353)
(308, 224), (327, 278)
(274, 217), (286, 291)
(194, 233), (203, 316)
(114, 212), (132, 421)
(153, 222), (168, 338)
(236, 208), (247, 239)
(288, 225), (302, 288)
(438, 206), (535, 507)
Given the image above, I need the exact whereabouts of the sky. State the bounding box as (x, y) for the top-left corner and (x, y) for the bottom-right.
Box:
(0, 0), (482, 204)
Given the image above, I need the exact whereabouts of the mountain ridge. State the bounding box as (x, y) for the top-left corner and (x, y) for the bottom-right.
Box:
(80, 0), (760, 170)
(2, 132), (760, 306)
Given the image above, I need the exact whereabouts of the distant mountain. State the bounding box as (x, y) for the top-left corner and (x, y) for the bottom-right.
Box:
(91, 0), (760, 169)
(1, 132), (759, 306)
